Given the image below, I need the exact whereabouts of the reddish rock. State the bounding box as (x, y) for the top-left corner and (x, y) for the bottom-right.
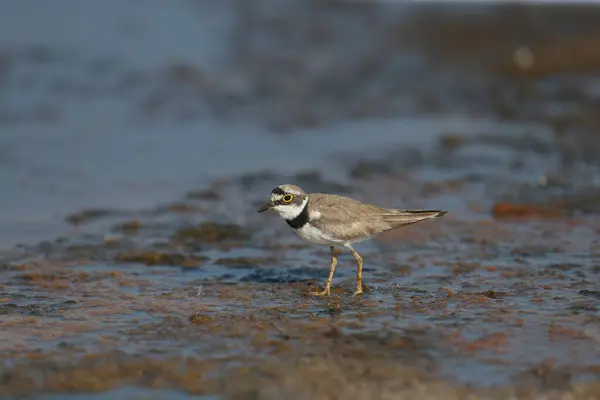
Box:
(491, 202), (566, 219)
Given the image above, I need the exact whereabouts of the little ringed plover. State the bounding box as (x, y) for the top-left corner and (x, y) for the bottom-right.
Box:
(257, 184), (447, 296)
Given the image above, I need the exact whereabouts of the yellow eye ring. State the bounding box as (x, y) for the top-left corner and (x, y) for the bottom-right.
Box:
(282, 194), (293, 203)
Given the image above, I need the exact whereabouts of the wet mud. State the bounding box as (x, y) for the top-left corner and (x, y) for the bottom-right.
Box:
(2, 2), (600, 400)
(2, 172), (600, 399)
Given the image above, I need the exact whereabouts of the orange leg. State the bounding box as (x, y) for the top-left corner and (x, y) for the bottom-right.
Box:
(344, 243), (363, 296)
(311, 246), (337, 296)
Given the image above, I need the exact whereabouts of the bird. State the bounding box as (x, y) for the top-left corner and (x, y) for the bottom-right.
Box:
(257, 184), (447, 296)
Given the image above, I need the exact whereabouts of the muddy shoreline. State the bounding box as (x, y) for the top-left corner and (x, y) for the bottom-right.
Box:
(2, 172), (599, 399)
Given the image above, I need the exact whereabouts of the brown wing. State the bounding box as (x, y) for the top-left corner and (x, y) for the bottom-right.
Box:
(308, 194), (446, 242)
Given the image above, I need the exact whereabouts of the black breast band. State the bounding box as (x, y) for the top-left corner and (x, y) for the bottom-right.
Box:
(285, 201), (309, 229)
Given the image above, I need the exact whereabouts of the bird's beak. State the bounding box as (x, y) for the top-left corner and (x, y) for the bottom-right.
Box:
(257, 201), (273, 213)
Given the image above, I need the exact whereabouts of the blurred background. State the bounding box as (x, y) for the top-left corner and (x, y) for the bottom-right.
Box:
(3, 1), (600, 398)
(3, 0), (600, 248)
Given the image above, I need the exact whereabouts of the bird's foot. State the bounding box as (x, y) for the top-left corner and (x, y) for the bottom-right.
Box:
(353, 286), (363, 296)
(310, 287), (331, 297)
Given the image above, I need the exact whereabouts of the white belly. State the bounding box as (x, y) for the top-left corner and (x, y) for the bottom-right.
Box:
(293, 224), (358, 246)
(293, 224), (345, 245)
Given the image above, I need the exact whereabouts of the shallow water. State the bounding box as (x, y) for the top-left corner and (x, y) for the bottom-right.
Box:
(30, 387), (221, 400)
(2, 207), (599, 394)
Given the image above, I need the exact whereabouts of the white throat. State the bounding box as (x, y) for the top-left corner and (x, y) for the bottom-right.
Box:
(273, 197), (308, 221)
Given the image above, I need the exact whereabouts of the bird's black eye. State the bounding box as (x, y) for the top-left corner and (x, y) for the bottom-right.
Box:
(282, 194), (293, 203)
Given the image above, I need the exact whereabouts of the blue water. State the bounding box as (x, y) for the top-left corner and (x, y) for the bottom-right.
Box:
(25, 387), (221, 400)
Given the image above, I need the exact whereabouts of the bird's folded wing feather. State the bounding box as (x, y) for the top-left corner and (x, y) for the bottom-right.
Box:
(309, 194), (434, 240)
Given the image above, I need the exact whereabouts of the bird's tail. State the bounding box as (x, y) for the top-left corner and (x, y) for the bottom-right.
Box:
(382, 209), (448, 228)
